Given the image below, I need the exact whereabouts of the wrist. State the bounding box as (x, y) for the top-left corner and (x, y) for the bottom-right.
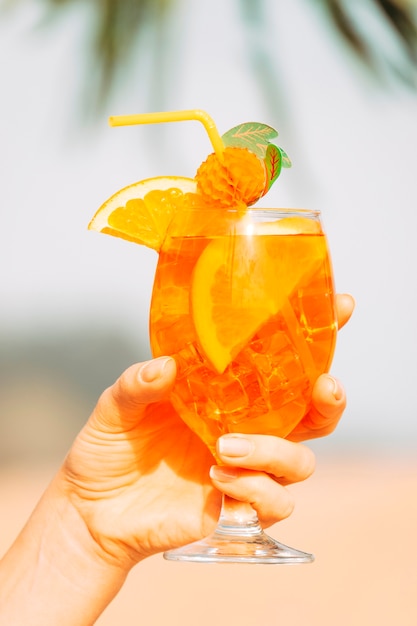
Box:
(0, 473), (132, 625)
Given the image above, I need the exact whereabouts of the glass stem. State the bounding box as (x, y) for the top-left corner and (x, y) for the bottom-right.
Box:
(216, 495), (263, 537)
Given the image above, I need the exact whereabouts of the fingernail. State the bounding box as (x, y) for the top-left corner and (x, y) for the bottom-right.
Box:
(209, 466), (239, 481)
(138, 357), (173, 383)
(329, 376), (343, 401)
(218, 435), (253, 457)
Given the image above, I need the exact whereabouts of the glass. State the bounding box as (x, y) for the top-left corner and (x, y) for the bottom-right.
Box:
(150, 206), (337, 563)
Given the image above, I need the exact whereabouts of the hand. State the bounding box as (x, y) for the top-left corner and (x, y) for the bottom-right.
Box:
(59, 358), (314, 568)
(58, 293), (353, 569)
(0, 294), (353, 625)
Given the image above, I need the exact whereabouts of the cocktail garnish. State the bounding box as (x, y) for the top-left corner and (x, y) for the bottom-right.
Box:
(88, 176), (197, 251)
(221, 122), (291, 194)
(195, 146), (266, 208)
(88, 111), (291, 248)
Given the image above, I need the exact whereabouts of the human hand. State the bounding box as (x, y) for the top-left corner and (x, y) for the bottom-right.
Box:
(0, 294), (354, 625)
(56, 293), (353, 570)
(0, 356), (335, 626)
(58, 357), (315, 570)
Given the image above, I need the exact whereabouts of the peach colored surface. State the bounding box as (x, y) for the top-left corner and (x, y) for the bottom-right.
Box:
(1, 456), (416, 626)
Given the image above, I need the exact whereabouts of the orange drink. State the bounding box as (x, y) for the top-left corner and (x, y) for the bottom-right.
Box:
(150, 207), (336, 456)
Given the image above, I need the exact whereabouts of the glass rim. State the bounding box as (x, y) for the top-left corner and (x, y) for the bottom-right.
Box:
(244, 207), (321, 217)
(177, 206), (321, 218)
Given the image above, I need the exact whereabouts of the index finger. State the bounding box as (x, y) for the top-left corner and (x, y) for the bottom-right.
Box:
(336, 293), (355, 329)
(215, 434), (316, 485)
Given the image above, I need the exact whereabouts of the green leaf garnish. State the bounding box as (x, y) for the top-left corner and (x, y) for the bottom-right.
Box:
(221, 122), (278, 158)
(279, 148), (292, 168)
(265, 144), (282, 191)
(221, 121), (291, 195)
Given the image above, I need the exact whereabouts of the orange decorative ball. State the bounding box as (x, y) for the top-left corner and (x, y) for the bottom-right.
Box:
(195, 147), (267, 207)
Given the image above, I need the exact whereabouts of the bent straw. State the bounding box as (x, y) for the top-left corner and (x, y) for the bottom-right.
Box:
(108, 109), (225, 162)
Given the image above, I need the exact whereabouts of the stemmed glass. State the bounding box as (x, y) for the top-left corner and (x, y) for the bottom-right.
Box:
(150, 204), (337, 563)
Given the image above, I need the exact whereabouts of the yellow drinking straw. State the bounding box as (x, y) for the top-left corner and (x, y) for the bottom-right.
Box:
(108, 109), (225, 162)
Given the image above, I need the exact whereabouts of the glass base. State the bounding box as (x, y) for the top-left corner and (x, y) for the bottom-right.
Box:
(163, 526), (314, 564)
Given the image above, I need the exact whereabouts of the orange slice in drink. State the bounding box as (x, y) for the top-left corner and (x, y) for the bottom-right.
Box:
(190, 217), (326, 374)
(88, 176), (197, 251)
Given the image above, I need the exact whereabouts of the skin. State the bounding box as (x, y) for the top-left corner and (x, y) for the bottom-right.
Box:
(0, 293), (354, 626)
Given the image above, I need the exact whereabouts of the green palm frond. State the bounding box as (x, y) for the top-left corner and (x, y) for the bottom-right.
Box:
(3, 0), (417, 109)
(44, 0), (173, 109)
(320, 0), (417, 87)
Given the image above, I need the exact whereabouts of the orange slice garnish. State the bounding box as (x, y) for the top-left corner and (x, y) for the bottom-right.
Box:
(88, 176), (197, 251)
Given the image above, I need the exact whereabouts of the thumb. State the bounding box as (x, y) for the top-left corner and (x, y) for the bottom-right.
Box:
(93, 356), (177, 432)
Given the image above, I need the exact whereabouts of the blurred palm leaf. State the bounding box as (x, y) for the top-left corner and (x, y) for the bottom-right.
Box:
(42, 0), (173, 111)
(4, 0), (417, 108)
(320, 0), (417, 86)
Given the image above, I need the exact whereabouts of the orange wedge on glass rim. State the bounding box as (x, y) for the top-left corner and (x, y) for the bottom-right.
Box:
(88, 176), (197, 251)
